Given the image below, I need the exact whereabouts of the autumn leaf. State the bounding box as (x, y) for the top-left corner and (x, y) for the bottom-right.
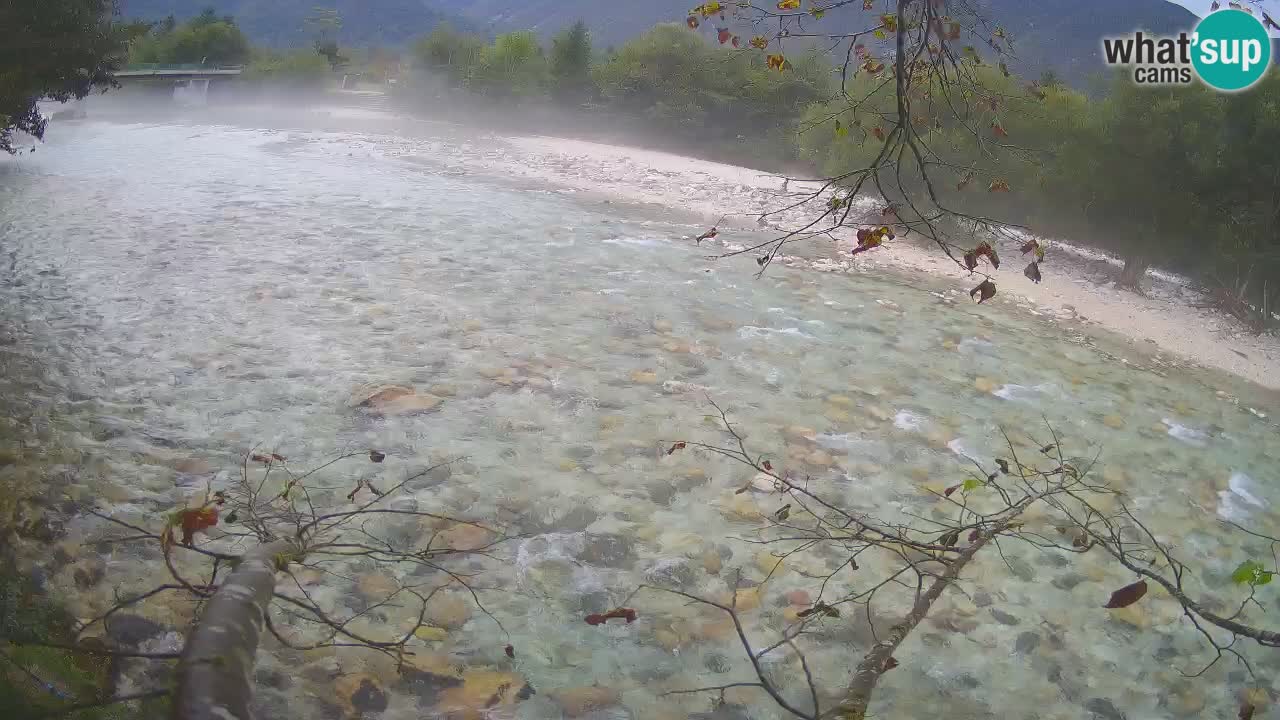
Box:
(970, 279), (997, 304)
(666, 441), (687, 455)
(993, 26), (1007, 39)
(731, 35), (740, 48)
(750, 35), (769, 49)
(947, 21), (961, 40)
(968, 528), (980, 542)
(863, 0), (874, 8)
(756, 255), (769, 266)
(1020, 239), (1039, 255)
(687, 15), (700, 29)
(811, 7), (826, 19)
(762, 460), (773, 471)
(880, 13), (898, 32)
(871, 126), (885, 141)
(776, 0), (800, 9)
(962, 477), (983, 492)
(884, 657), (899, 671)
(834, 119), (848, 137)
(940, 530), (960, 547)
(873, 28), (886, 40)
(944, 484), (960, 497)
(369, 449), (386, 463)
(177, 506), (219, 546)
(797, 602), (840, 618)
(696, 227), (719, 243)
(1240, 701), (1255, 720)
(250, 453), (272, 463)
(992, 122), (1008, 139)
(774, 504), (791, 521)
(988, 179), (1010, 192)
(1103, 579), (1148, 608)
(862, 58), (885, 74)
(718, 27), (732, 44)
(995, 458), (1010, 474)
(963, 251), (979, 272)
(505, 644), (515, 658)
(695, 1), (724, 16)
(1024, 261), (1042, 283)
(956, 171), (974, 191)
(766, 53), (790, 71)
(584, 607), (638, 626)
(854, 43), (868, 59)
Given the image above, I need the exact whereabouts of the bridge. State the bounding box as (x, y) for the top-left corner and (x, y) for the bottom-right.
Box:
(115, 64), (244, 80)
(112, 65), (244, 105)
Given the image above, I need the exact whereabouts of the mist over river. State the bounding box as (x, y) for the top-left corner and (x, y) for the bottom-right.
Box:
(1, 113), (1277, 719)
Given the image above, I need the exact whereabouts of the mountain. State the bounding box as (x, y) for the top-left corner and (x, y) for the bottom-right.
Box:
(115, 1), (472, 47)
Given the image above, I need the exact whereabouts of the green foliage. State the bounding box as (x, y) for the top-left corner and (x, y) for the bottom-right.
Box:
(412, 23), (485, 86)
(127, 13), (250, 66)
(1232, 560), (1274, 586)
(550, 20), (593, 99)
(244, 48), (330, 85)
(469, 31), (549, 98)
(0, 0), (125, 153)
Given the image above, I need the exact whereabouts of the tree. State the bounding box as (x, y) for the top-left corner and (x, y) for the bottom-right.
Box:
(411, 23), (484, 86)
(0, 0), (124, 154)
(128, 14), (250, 67)
(303, 7), (346, 70)
(468, 31), (549, 98)
(550, 20), (593, 100)
(5, 447), (508, 719)
(646, 404), (1276, 720)
(1053, 74), (1222, 290)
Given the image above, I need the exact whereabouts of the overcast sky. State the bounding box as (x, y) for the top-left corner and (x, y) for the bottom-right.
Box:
(1166, 0), (1280, 35)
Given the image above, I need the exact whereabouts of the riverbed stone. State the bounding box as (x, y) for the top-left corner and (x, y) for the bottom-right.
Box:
(629, 369), (658, 384)
(335, 674), (388, 716)
(425, 593), (472, 629)
(1083, 698), (1124, 720)
(436, 670), (532, 718)
(974, 377), (998, 393)
(553, 686), (622, 717)
(356, 572), (399, 600)
(1102, 414), (1125, 429)
(576, 533), (636, 568)
(1015, 631), (1041, 654)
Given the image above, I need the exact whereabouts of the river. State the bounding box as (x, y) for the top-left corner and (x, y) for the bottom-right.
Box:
(1, 112), (1277, 719)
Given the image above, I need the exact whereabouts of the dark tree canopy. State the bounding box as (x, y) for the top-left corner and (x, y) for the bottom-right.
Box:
(0, 0), (125, 154)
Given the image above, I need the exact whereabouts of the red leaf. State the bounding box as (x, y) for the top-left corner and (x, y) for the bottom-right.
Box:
(1020, 239), (1039, 255)
(666, 442), (686, 455)
(992, 122), (1008, 138)
(762, 460), (773, 471)
(178, 507), (219, 546)
(872, 126), (885, 141)
(1103, 580), (1148, 609)
(884, 656), (899, 670)
(944, 484), (960, 497)
(718, 27), (732, 44)
(585, 607), (638, 626)
(250, 453), (271, 463)
(963, 251), (978, 272)
(968, 529), (980, 542)
(271, 453), (287, 462)
(687, 15), (700, 29)
(504, 644), (515, 658)
(731, 35), (740, 48)
(1240, 701), (1255, 720)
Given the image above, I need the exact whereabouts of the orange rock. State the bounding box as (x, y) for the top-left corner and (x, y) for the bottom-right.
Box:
(439, 523), (494, 551)
(553, 686), (622, 717)
(436, 670), (531, 720)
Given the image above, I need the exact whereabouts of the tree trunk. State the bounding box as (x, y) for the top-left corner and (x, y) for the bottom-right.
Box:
(1117, 254), (1149, 292)
(172, 539), (301, 720)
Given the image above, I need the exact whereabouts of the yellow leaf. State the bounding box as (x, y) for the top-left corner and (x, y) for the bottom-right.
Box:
(414, 626), (449, 642)
(766, 53), (789, 71)
(750, 35), (769, 50)
(873, 28), (886, 39)
(835, 119), (848, 137)
(777, 0), (801, 9)
(811, 7), (826, 19)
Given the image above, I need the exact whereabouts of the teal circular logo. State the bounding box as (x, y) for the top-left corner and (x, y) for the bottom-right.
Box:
(1192, 9), (1272, 92)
